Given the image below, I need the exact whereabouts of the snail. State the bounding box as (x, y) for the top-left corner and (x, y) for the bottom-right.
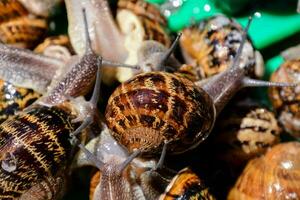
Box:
(75, 124), (169, 200)
(228, 142), (300, 200)
(105, 17), (295, 156)
(159, 168), (216, 200)
(269, 46), (300, 137)
(179, 15), (264, 81)
(212, 103), (281, 168)
(0, 10), (137, 199)
(65, 0), (171, 84)
(0, 0), (51, 49)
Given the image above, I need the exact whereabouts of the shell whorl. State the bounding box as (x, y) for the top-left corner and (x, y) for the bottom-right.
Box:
(180, 15), (256, 80)
(0, 105), (75, 199)
(228, 142), (300, 200)
(105, 71), (215, 154)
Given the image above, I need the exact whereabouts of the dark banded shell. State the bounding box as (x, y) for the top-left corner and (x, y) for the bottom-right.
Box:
(0, 79), (41, 123)
(180, 15), (256, 80)
(0, 105), (76, 199)
(213, 106), (281, 168)
(105, 72), (215, 154)
(269, 60), (300, 137)
(228, 142), (300, 200)
(0, 0), (47, 49)
(159, 168), (215, 200)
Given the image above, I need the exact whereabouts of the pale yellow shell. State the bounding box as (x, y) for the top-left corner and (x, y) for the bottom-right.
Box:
(228, 142), (300, 200)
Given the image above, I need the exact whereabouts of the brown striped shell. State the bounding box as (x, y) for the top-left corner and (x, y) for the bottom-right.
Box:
(213, 106), (281, 167)
(228, 142), (300, 200)
(269, 59), (300, 137)
(0, 0), (47, 49)
(105, 71), (215, 154)
(159, 168), (215, 200)
(180, 15), (261, 80)
(0, 103), (77, 199)
(116, 0), (171, 82)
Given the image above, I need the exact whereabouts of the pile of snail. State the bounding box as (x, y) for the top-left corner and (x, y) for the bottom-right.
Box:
(0, 0), (298, 200)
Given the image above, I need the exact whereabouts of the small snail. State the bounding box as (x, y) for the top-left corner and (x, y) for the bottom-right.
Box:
(269, 47), (300, 137)
(228, 142), (300, 200)
(180, 15), (264, 81)
(65, 0), (171, 84)
(105, 17), (293, 155)
(0, 10), (136, 199)
(159, 167), (216, 200)
(74, 124), (168, 200)
(0, 0), (49, 49)
(212, 103), (281, 168)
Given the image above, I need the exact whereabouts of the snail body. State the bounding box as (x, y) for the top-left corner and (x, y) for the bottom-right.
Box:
(75, 125), (165, 200)
(0, 41), (66, 122)
(228, 142), (300, 200)
(65, 0), (171, 84)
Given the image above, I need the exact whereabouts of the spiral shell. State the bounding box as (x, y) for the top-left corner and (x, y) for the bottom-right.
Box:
(116, 0), (171, 82)
(105, 71), (215, 154)
(159, 168), (215, 200)
(0, 0), (47, 49)
(213, 106), (281, 167)
(180, 15), (260, 80)
(269, 59), (300, 137)
(0, 104), (76, 199)
(228, 142), (300, 200)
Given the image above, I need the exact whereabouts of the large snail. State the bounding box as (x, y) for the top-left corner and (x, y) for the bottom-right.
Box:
(105, 17), (294, 155)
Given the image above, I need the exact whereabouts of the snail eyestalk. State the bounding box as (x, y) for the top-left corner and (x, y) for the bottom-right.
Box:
(232, 16), (252, 69)
(153, 141), (169, 171)
(118, 150), (141, 173)
(90, 63), (103, 107)
(82, 8), (93, 53)
(102, 60), (140, 70)
(158, 33), (182, 71)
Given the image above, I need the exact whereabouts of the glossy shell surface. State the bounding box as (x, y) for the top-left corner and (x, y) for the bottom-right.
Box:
(228, 142), (300, 200)
(106, 71), (215, 154)
(180, 15), (256, 80)
(0, 105), (75, 199)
